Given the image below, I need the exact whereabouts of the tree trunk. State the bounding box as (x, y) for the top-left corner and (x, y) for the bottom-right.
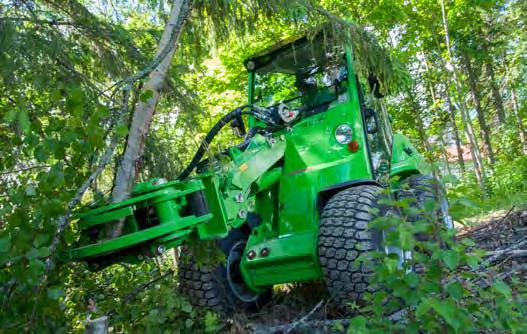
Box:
(408, 91), (433, 155)
(439, 130), (453, 176)
(407, 90), (442, 179)
(109, 0), (191, 237)
(462, 52), (495, 165)
(440, 0), (486, 197)
(422, 55), (450, 176)
(447, 95), (466, 174)
(485, 60), (506, 126)
(511, 88), (527, 154)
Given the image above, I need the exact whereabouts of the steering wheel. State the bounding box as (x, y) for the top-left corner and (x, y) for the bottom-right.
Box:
(251, 95), (303, 125)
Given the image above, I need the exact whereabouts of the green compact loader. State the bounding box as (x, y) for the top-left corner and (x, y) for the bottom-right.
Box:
(67, 33), (452, 312)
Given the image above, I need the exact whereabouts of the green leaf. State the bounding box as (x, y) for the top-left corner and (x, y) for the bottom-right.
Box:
(416, 298), (433, 318)
(204, 311), (220, 333)
(333, 321), (345, 332)
(441, 250), (460, 270)
(47, 287), (64, 300)
(18, 110), (31, 134)
(384, 257), (399, 274)
(461, 238), (475, 247)
(140, 89), (154, 102)
(349, 315), (368, 332)
(25, 184), (37, 197)
(465, 254), (479, 269)
(181, 301), (192, 313)
(3, 108), (17, 122)
(116, 124), (129, 137)
(28, 259), (45, 284)
(38, 247), (51, 257)
(446, 281), (464, 300)
(492, 280), (511, 297)
(430, 300), (461, 332)
(34, 233), (51, 248)
(34, 145), (48, 162)
(63, 227), (77, 245)
(0, 236), (11, 253)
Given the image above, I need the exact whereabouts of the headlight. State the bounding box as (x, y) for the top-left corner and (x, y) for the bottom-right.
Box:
(335, 124), (353, 144)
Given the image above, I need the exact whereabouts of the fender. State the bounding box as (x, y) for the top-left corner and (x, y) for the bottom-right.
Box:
(317, 179), (382, 211)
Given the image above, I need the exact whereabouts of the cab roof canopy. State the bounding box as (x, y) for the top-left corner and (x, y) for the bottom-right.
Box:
(243, 33), (339, 75)
(243, 25), (409, 94)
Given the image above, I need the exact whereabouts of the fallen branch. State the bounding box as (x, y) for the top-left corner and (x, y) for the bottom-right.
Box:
(495, 263), (527, 281)
(254, 300), (324, 334)
(484, 237), (527, 265)
(256, 318), (350, 334)
(476, 264), (527, 289)
(484, 249), (527, 260)
(458, 206), (516, 236)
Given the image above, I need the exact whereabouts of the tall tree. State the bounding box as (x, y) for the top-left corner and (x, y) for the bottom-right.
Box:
(462, 51), (495, 165)
(440, 0), (486, 196)
(109, 0), (191, 236)
(485, 58), (506, 126)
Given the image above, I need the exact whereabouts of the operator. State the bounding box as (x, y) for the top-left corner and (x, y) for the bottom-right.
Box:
(295, 66), (346, 113)
(295, 73), (332, 109)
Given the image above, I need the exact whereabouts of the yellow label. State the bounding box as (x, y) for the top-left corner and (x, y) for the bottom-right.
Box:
(239, 163), (248, 172)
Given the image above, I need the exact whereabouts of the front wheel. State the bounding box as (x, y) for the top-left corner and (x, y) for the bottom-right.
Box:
(318, 185), (406, 308)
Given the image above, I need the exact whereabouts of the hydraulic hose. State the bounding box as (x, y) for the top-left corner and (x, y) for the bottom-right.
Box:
(178, 105), (249, 180)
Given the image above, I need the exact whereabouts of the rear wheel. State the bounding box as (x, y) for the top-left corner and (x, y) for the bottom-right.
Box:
(396, 175), (454, 239)
(318, 185), (405, 308)
(178, 229), (271, 313)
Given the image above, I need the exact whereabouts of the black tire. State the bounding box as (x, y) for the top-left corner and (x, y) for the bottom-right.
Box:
(178, 229), (271, 313)
(318, 185), (402, 308)
(396, 174), (453, 239)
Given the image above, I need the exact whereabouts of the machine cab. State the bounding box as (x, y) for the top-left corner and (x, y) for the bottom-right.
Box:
(243, 34), (394, 185)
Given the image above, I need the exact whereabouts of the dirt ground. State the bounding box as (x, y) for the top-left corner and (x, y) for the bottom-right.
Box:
(233, 208), (527, 333)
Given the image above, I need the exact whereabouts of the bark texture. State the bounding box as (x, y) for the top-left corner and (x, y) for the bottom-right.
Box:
(485, 60), (506, 126)
(440, 0), (486, 196)
(463, 52), (495, 165)
(446, 90), (466, 174)
(109, 0), (191, 237)
(511, 89), (527, 154)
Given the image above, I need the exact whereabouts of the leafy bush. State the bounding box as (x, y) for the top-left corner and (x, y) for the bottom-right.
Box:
(347, 192), (527, 333)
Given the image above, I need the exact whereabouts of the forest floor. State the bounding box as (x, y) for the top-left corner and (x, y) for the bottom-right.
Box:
(234, 207), (527, 334)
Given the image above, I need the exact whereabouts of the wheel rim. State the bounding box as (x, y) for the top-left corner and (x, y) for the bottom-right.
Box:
(380, 230), (412, 271)
(439, 197), (454, 230)
(226, 241), (260, 303)
(376, 207), (412, 271)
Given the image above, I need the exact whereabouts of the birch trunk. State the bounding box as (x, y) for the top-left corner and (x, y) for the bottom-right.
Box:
(462, 52), (495, 165)
(485, 59), (506, 126)
(423, 54), (450, 176)
(439, 131), (453, 176)
(440, 0), (486, 196)
(407, 90), (432, 152)
(446, 95), (466, 174)
(511, 89), (527, 154)
(109, 0), (191, 237)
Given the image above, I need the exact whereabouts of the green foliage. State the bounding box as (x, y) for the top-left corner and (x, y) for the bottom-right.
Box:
(1, 0), (526, 332)
(59, 257), (222, 333)
(350, 191), (527, 333)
